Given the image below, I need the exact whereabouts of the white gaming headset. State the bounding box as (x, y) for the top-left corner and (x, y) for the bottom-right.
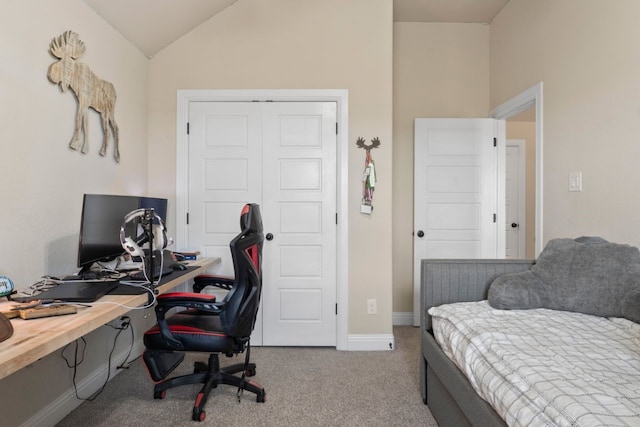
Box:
(120, 209), (168, 258)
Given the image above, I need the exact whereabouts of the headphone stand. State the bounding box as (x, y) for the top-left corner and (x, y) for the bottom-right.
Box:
(141, 209), (158, 305)
(121, 207), (168, 305)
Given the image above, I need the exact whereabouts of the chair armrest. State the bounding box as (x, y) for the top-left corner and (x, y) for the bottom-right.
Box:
(156, 292), (224, 313)
(154, 292), (228, 350)
(158, 291), (216, 303)
(193, 275), (234, 292)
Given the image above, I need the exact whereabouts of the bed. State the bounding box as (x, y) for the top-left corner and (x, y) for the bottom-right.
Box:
(420, 259), (533, 426)
(420, 255), (640, 427)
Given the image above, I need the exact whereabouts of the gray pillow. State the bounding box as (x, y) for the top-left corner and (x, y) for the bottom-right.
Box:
(487, 237), (640, 323)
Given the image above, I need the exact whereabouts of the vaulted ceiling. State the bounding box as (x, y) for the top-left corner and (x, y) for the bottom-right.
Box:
(82, 0), (510, 58)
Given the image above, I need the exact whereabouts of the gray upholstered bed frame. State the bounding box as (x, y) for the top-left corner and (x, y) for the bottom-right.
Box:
(420, 259), (535, 427)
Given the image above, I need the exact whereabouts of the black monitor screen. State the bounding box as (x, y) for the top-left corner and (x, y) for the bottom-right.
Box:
(77, 194), (140, 269)
(139, 197), (168, 225)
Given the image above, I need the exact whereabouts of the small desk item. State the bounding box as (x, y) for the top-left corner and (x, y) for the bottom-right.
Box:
(18, 304), (77, 319)
(0, 313), (12, 342)
(30, 280), (118, 303)
(0, 276), (14, 298)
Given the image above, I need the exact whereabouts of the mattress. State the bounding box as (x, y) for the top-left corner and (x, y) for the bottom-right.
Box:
(429, 301), (640, 427)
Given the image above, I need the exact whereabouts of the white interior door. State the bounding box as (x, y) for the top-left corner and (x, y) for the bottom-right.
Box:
(413, 118), (502, 326)
(187, 102), (262, 272)
(506, 140), (526, 259)
(187, 101), (337, 346)
(261, 102), (337, 346)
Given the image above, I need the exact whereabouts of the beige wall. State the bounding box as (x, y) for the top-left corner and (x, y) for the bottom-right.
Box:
(147, 0), (394, 335)
(0, 1), (150, 425)
(0, 0), (149, 286)
(392, 23), (490, 313)
(492, 0), (640, 246)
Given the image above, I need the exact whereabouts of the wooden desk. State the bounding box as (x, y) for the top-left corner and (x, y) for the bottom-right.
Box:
(0, 257), (219, 381)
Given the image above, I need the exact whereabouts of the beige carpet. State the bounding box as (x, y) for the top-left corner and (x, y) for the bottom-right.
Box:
(57, 326), (437, 426)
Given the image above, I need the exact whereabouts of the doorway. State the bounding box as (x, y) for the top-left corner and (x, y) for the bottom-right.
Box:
(505, 139), (526, 258)
(491, 82), (543, 256)
(175, 90), (350, 349)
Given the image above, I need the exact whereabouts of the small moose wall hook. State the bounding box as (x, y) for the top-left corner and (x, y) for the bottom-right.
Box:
(356, 137), (381, 214)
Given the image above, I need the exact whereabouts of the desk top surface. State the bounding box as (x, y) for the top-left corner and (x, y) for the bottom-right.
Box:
(0, 257), (219, 382)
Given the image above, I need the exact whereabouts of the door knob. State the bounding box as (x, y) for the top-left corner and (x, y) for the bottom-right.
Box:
(416, 230), (425, 238)
(265, 233), (274, 241)
(511, 223), (519, 228)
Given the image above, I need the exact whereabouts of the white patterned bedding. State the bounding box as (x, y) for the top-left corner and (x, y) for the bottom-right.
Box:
(429, 301), (640, 427)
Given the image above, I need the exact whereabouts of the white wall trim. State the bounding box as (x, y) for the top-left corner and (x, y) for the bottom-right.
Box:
(176, 89), (349, 350)
(392, 312), (414, 326)
(495, 118), (507, 259)
(22, 341), (145, 427)
(347, 334), (395, 351)
(490, 82), (544, 256)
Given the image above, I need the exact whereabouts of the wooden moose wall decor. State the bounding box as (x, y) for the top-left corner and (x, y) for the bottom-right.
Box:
(47, 31), (120, 162)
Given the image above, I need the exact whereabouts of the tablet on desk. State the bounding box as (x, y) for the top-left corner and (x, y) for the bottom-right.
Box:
(28, 280), (119, 303)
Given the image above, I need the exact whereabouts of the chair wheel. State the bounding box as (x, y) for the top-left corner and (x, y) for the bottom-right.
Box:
(154, 390), (166, 399)
(193, 409), (206, 421)
(257, 392), (266, 403)
(245, 367), (256, 377)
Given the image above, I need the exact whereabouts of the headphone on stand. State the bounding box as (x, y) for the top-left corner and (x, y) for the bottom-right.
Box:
(120, 209), (168, 258)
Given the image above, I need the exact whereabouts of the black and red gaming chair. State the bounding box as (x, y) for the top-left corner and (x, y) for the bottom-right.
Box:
(142, 203), (266, 421)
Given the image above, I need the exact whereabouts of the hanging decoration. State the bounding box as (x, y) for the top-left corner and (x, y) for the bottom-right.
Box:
(356, 137), (381, 215)
(47, 31), (120, 162)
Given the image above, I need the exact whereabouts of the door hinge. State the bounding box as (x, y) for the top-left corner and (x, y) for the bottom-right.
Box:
(335, 303), (338, 315)
(186, 212), (189, 225)
(187, 122), (190, 135)
(335, 213), (338, 225)
(493, 137), (497, 147)
(336, 123), (338, 135)
(493, 213), (497, 223)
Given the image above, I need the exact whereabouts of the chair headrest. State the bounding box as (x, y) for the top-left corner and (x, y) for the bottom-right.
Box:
(240, 204), (263, 234)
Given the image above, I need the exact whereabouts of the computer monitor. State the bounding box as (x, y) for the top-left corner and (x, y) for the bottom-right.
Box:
(77, 194), (170, 273)
(77, 194), (140, 272)
(139, 196), (168, 225)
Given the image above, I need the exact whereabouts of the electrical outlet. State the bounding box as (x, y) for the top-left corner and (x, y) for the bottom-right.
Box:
(117, 316), (130, 329)
(366, 299), (377, 315)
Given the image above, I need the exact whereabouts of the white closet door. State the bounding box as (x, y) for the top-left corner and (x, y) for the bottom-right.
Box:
(188, 101), (337, 346)
(187, 102), (263, 274)
(261, 102), (337, 346)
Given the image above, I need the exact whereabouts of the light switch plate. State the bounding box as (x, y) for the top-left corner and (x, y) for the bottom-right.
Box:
(569, 172), (582, 192)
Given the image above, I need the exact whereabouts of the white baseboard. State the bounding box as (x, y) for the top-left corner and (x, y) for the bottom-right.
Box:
(22, 340), (146, 427)
(347, 333), (395, 351)
(392, 312), (414, 326)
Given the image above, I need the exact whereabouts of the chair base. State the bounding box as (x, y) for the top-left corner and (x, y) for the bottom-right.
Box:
(151, 353), (266, 422)
(143, 350), (185, 382)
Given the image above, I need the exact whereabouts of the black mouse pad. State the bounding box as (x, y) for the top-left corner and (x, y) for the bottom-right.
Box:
(32, 280), (119, 302)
